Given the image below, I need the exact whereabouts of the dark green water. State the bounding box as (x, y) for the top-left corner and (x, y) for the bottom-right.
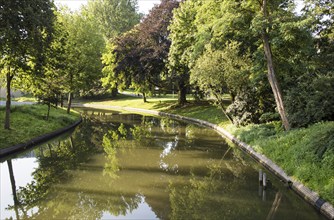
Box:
(0, 109), (326, 219)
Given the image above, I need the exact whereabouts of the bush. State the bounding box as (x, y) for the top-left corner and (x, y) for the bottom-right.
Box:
(226, 89), (261, 126)
(259, 112), (280, 123)
(285, 73), (334, 128)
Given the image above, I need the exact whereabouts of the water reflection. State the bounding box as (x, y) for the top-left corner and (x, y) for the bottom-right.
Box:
(0, 112), (325, 220)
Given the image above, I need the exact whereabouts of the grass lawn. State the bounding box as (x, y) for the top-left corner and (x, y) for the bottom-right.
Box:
(81, 94), (231, 125)
(83, 94), (334, 204)
(0, 104), (80, 149)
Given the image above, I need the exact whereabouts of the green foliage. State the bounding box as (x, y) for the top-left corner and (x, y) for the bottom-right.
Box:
(226, 88), (261, 126)
(102, 0), (179, 101)
(59, 9), (105, 96)
(0, 0), (55, 128)
(259, 112), (280, 123)
(190, 41), (253, 124)
(0, 0), (55, 70)
(167, 0), (326, 129)
(15, 14), (70, 112)
(84, 0), (141, 40)
(167, 0), (200, 105)
(0, 104), (80, 149)
(285, 73), (334, 127)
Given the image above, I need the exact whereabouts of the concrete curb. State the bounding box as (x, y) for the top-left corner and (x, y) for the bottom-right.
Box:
(77, 103), (334, 220)
(0, 118), (82, 159)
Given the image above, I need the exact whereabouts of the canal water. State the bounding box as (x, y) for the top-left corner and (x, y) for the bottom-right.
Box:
(0, 109), (326, 219)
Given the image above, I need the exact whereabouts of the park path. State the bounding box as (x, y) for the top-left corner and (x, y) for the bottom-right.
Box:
(0, 101), (35, 106)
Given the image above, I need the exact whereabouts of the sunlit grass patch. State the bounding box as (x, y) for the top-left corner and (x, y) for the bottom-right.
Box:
(0, 104), (80, 149)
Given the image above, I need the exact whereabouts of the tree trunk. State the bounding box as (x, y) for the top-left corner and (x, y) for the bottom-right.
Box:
(261, 0), (290, 131)
(213, 93), (234, 125)
(46, 102), (51, 121)
(111, 87), (118, 98)
(60, 95), (64, 107)
(178, 80), (187, 106)
(142, 92), (147, 103)
(230, 92), (236, 103)
(67, 92), (72, 114)
(4, 71), (12, 130)
(55, 96), (58, 107)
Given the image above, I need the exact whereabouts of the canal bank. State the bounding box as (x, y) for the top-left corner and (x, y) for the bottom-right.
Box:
(73, 103), (334, 220)
(0, 110), (328, 220)
(0, 118), (82, 158)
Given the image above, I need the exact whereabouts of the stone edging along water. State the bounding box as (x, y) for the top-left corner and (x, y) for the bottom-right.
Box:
(78, 103), (334, 220)
(0, 118), (82, 159)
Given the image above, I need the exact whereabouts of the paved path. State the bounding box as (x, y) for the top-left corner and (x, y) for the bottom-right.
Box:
(0, 101), (35, 106)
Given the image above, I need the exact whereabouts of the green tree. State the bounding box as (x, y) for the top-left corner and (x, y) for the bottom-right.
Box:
(59, 9), (105, 113)
(257, 0), (291, 130)
(191, 42), (252, 124)
(0, 0), (54, 129)
(102, 28), (151, 102)
(167, 0), (201, 105)
(170, 0), (315, 128)
(85, 0), (141, 40)
(85, 0), (141, 97)
(284, 0), (334, 127)
(17, 14), (69, 119)
(102, 0), (179, 102)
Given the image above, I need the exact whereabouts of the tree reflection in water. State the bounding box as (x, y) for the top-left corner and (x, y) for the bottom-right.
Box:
(6, 134), (94, 219)
(2, 112), (326, 220)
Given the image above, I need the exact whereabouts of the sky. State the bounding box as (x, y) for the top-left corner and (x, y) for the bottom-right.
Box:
(54, 0), (161, 15)
(54, 0), (304, 15)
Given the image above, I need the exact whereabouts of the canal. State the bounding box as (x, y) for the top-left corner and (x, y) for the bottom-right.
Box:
(0, 109), (326, 219)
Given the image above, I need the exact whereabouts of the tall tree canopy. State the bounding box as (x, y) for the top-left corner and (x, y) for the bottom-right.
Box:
(58, 9), (105, 113)
(85, 0), (142, 97)
(84, 0), (141, 40)
(102, 0), (179, 102)
(0, 0), (55, 129)
(283, 0), (334, 127)
(168, 0), (316, 128)
(167, 0), (200, 105)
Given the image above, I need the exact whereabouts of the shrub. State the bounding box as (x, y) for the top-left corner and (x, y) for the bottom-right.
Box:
(285, 73), (334, 128)
(226, 89), (261, 126)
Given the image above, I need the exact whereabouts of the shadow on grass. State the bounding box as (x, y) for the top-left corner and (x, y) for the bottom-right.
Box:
(151, 100), (176, 110)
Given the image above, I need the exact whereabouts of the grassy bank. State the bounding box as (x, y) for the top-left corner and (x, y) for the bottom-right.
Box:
(226, 121), (334, 204)
(0, 104), (80, 149)
(84, 94), (334, 204)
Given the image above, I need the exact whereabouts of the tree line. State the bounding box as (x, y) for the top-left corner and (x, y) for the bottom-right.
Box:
(1, 0), (141, 129)
(103, 0), (333, 130)
(1, 0), (333, 130)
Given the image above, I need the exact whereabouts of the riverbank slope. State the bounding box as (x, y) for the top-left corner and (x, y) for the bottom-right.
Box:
(0, 104), (80, 149)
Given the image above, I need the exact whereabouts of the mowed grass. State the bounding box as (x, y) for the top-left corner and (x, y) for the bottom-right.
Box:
(82, 93), (230, 125)
(84, 94), (334, 204)
(0, 104), (80, 149)
(82, 94), (189, 111)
